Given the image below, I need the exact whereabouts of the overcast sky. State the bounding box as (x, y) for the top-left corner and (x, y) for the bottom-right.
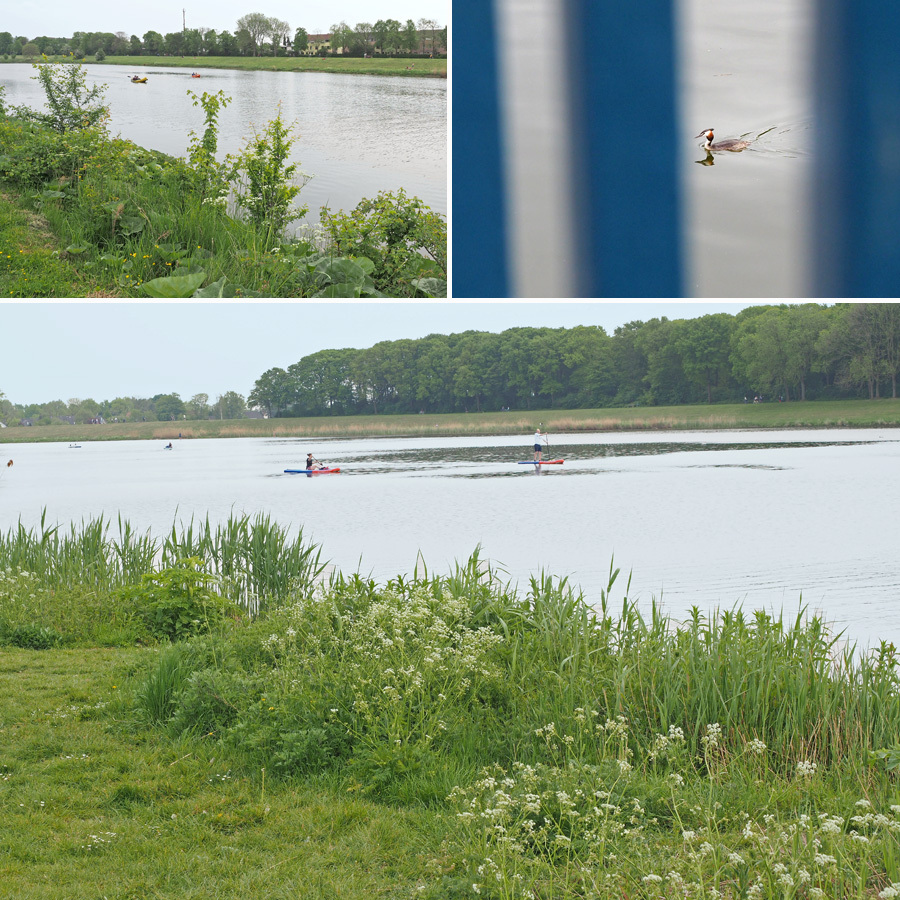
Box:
(6, 1), (447, 42)
(0, 301), (765, 406)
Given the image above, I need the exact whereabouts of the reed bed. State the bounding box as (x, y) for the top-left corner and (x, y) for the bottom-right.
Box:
(3, 399), (899, 445)
(0, 510), (323, 611)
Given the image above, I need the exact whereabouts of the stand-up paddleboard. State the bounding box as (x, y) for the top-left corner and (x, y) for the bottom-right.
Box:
(284, 467), (341, 475)
(517, 459), (564, 465)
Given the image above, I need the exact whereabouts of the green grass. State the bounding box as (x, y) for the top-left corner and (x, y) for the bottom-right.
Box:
(3, 548), (900, 898)
(0, 647), (443, 899)
(0, 191), (116, 297)
(97, 54), (447, 78)
(1, 54), (447, 78)
(2, 399), (900, 444)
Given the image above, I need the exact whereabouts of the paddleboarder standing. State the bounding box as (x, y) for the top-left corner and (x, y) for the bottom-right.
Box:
(533, 428), (544, 462)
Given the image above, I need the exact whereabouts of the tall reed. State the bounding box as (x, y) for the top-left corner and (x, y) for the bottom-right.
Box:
(0, 510), (324, 614)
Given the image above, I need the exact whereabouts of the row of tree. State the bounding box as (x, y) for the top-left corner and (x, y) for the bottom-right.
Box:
(0, 391), (248, 427)
(247, 304), (900, 418)
(0, 17), (446, 61)
(4, 305), (898, 427)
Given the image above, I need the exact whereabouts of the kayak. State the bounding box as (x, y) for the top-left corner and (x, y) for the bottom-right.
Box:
(284, 467), (341, 475)
(517, 459), (564, 465)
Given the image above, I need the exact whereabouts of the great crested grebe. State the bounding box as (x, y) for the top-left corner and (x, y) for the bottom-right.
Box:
(695, 128), (751, 152)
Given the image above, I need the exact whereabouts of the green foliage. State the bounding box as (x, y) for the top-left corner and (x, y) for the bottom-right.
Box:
(0, 621), (62, 649)
(229, 110), (307, 248)
(320, 188), (447, 296)
(133, 643), (193, 723)
(14, 60), (109, 133)
(184, 89), (231, 206)
(133, 556), (235, 641)
(142, 269), (207, 297)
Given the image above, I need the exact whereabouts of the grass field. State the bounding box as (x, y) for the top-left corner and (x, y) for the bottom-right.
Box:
(0, 192), (116, 298)
(1, 55), (446, 78)
(2, 399), (899, 444)
(0, 647), (443, 899)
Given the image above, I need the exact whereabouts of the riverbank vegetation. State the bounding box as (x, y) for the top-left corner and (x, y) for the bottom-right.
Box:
(2, 399), (900, 444)
(0, 62), (447, 298)
(2, 517), (900, 899)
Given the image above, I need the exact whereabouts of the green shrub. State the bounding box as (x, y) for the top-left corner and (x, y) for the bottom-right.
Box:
(0, 621), (62, 649)
(134, 556), (236, 641)
(320, 188), (447, 296)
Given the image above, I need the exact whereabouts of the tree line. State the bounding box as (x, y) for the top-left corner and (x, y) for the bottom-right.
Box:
(0, 16), (446, 61)
(0, 391), (248, 427)
(247, 304), (900, 418)
(4, 305), (898, 427)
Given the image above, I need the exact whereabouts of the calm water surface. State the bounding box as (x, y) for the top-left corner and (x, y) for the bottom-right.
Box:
(0, 64), (446, 224)
(2, 429), (898, 647)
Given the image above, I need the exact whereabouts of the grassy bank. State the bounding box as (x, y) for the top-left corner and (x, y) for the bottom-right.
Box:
(0, 61), (446, 298)
(0, 54), (446, 78)
(2, 529), (900, 899)
(0, 191), (116, 297)
(98, 55), (447, 78)
(3, 399), (900, 444)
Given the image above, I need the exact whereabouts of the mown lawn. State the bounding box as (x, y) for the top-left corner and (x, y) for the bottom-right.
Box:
(0, 647), (445, 900)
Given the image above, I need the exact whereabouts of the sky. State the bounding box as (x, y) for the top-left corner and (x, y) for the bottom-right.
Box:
(6, 1), (448, 42)
(0, 301), (764, 406)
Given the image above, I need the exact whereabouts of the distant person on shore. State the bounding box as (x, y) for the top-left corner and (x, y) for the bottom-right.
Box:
(533, 428), (544, 462)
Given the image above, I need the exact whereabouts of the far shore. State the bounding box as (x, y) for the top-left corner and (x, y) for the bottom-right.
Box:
(0, 55), (446, 78)
(2, 399), (899, 444)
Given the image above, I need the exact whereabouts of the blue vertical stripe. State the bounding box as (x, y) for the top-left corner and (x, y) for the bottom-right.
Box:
(451, 0), (509, 298)
(566, 0), (683, 297)
(813, 0), (900, 297)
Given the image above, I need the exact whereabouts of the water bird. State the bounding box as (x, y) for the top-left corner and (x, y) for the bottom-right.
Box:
(695, 128), (751, 152)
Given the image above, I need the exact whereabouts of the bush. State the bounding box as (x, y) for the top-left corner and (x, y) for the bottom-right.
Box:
(320, 188), (446, 297)
(12, 60), (108, 133)
(133, 556), (236, 641)
(0, 622), (63, 649)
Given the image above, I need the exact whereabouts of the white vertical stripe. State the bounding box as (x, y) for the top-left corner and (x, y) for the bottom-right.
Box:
(496, 0), (578, 298)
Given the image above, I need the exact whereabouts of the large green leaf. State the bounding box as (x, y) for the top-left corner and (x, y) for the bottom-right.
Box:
(315, 257), (366, 286)
(192, 276), (240, 298)
(313, 283), (363, 298)
(143, 271), (207, 298)
(412, 277), (447, 298)
(118, 216), (145, 236)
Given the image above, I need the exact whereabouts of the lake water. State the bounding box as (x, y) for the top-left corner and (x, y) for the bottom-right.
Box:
(2, 429), (898, 648)
(0, 63), (446, 225)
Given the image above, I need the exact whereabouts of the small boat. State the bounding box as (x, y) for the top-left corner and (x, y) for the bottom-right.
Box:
(284, 467), (341, 475)
(130, 76), (147, 84)
(68, 444), (82, 449)
(191, 72), (201, 78)
(517, 459), (564, 465)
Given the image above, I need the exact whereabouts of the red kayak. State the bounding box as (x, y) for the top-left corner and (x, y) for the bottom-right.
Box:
(284, 467), (341, 475)
(517, 459), (564, 465)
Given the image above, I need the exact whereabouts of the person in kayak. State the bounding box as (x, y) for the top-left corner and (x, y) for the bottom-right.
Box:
(533, 428), (544, 462)
(306, 453), (323, 470)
